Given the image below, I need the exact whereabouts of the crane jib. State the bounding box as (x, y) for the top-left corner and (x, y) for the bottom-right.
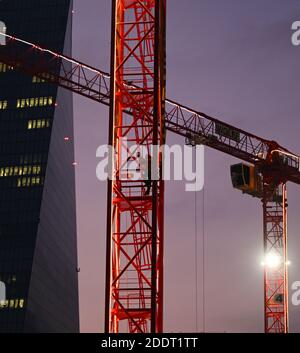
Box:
(0, 37), (299, 185)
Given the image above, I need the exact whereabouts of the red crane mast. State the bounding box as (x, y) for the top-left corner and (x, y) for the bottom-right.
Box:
(105, 0), (166, 333)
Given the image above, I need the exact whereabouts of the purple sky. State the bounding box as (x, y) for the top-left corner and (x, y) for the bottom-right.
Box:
(72, 0), (300, 332)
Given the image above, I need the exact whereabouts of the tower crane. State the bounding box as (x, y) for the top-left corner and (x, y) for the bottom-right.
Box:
(0, 0), (300, 334)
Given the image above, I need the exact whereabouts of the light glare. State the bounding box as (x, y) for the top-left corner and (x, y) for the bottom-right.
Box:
(264, 253), (281, 269)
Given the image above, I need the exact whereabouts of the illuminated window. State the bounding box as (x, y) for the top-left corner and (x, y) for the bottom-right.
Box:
(27, 119), (51, 130)
(28, 120), (32, 129)
(0, 300), (8, 309)
(16, 176), (44, 188)
(16, 96), (54, 109)
(32, 165), (41, 175)
(0, 100), (7, 110)
(32, 76), (45, 83)
(0, 62), (12, 73)
(0, 62), (13, 73)
(0, 164), (42, 181)
(0, 298), (25, 310)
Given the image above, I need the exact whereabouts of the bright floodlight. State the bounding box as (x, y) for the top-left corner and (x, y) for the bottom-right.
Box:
(262, 252), (282, 269)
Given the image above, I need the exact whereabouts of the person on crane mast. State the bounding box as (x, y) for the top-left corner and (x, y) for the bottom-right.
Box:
(136, 152), (152, 196)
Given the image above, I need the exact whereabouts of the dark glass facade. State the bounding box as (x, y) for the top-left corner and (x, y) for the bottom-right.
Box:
(0, 0), (79, 332)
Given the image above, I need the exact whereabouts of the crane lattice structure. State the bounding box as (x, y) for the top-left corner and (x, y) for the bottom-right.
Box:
(1, 0), (300, 333)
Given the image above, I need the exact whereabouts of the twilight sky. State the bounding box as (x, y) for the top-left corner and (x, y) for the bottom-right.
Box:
(72, 0), (300, 332)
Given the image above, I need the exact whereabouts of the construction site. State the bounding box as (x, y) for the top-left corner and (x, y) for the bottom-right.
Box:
(0, 0), (300, 334)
